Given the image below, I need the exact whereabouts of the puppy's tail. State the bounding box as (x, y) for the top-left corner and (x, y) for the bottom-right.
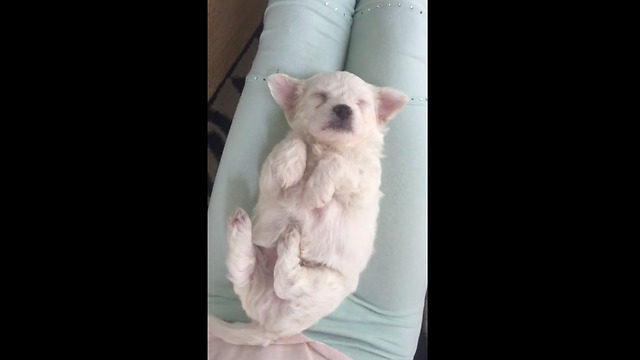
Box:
(208, 315), (281, 346)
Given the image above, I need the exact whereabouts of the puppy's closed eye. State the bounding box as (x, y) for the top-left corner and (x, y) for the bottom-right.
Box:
(314, 92), (328, 107)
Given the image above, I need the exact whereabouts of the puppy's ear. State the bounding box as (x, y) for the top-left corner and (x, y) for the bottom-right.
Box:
(267, 74), (302, 111)
(376, 87), (409, 125)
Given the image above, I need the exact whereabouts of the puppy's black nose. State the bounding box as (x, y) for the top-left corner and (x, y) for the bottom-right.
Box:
(332, 104), (353, 120)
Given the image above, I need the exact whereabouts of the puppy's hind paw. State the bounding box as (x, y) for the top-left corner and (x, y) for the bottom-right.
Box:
(227, 208), (250, 232)
(277, 224), (301, 258)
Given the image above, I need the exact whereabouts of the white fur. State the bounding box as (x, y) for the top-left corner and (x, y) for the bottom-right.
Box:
(209, 71), (408, 346)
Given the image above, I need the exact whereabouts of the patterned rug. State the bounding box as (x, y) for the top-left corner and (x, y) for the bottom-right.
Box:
(207, 24), (262, 205)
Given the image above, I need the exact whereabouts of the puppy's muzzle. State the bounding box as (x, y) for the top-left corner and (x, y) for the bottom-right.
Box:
(329, 104), (353, 131)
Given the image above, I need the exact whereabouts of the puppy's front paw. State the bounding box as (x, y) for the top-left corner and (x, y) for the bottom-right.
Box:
(304, 185), (334, 209)
(271, 139), (307, 189)
(272, 160), (305, 189)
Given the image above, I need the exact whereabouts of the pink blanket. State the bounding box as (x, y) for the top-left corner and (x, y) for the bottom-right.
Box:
(208, 332), (353, 360)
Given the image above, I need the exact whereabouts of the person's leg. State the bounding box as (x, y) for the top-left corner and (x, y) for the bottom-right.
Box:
(208, 0), (356, 323)
(304, 1), (427, 359)
(346, 0), (427, 313)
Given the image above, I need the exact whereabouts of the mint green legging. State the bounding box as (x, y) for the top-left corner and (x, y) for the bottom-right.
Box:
(208, 1), (426, 358)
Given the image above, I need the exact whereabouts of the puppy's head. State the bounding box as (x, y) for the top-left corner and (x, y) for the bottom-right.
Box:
(267, 71), (408, 146)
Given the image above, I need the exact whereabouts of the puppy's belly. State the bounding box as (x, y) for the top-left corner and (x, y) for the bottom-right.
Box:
(253, 179), (378, 266)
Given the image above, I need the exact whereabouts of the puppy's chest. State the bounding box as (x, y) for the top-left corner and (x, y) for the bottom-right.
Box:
(302, 151), (358, 191)
(300, 153), (321, 181)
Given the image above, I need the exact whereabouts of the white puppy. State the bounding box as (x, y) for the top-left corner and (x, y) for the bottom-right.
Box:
(209, 71), (408, 346)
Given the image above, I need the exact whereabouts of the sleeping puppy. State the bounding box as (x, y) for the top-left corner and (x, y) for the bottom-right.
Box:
(209, 71), (408, 346)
